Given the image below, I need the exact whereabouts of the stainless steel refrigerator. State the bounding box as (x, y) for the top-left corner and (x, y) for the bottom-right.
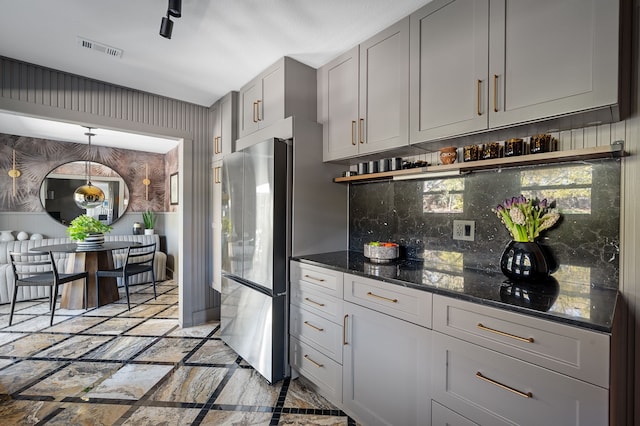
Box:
(219, 138), (291, 383)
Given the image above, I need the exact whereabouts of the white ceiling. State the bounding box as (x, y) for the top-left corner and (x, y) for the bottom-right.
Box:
(0, 0), (429, 151)
(1, 0), (429, 107)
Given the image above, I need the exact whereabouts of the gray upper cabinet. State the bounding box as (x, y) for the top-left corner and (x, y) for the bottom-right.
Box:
(320, 17), (409, 162)
(410, 0), (489, 142)
(410, 0), (623, 144)
(489, 0), (620, 128)
(212, 91), (238, 160)
(238, 57), (316, 139)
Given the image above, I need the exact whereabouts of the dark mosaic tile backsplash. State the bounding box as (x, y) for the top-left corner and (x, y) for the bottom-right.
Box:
(349, 159), (621, 288)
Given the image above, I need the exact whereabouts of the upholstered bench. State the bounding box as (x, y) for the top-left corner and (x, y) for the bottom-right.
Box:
(0, 234), (167, 304)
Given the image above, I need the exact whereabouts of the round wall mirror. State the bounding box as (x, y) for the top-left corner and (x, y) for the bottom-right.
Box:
(40, 161), (130, 226)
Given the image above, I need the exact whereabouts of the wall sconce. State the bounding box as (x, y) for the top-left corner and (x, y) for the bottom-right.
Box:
(7, 149), (21, 196)
(143, 163), (151, 201)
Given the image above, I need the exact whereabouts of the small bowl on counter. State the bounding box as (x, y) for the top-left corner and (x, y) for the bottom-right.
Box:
(364, 242), (399, 263)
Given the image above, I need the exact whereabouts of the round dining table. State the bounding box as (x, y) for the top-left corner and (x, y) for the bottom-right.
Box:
(31, 241), (141, 309)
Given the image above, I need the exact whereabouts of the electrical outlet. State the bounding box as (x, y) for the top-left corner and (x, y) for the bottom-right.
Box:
(453, 220), (475, 241)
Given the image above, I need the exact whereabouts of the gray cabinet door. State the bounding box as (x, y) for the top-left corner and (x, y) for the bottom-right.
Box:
(239, 80), (261, 138)
(320, 46), (360, 161)
(260, 63), (285, 130)
(410, 0), (489, 143)
(343, 301), (431, 425)
(219, 92), (237, 158)
(212, 160), (222, 292)
(489, 0), (620, 127)
(359, 17), (409, 155)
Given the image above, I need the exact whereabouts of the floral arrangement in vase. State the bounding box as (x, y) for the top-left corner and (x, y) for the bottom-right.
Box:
(493, 195), (560, 242)
(66, 214), (112, 242)
(493, 195), (561, 281)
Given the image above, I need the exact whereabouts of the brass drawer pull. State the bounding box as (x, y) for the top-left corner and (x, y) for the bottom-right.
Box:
(477, 323), (534, 343)
(256, 99), (262, 121)
(343, 314), (348, 345)
(493, 74), (499, 112)
(303, 274), (325, 283)
(304, 297), (325, 307)
(303, 321), (324, 332)
(359, 118), (364, 144)
(252, 101), (258, 123)
(304, 354), (323, 368)
(367, 291), (398, 303)
(477, 79), (482, 116)
(351, 120), (357, 145)
(476, 372), (533, 399)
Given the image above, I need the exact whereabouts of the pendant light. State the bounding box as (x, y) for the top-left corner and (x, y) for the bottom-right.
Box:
(73, 127), (105, 209)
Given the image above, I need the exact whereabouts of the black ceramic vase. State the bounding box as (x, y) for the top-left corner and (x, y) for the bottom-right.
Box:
(500, 241), (551, 281)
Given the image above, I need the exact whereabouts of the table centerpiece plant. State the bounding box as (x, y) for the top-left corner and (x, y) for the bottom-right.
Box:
(67, 214), (112, 247)
(492, 195), (560, 281)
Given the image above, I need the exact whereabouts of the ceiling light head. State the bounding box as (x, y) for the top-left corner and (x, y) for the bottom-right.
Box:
(160, 15), (173, 39)
(168, 0), (182, 18)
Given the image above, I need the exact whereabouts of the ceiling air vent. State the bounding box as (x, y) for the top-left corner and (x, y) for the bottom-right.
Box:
(76, 37), (123, 58)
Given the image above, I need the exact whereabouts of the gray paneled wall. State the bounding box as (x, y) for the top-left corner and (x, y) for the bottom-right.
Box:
(0, 55), (218, 327)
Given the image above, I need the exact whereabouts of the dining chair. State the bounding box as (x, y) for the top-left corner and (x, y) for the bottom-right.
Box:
(9, 251), (89, 326)
(95, 242), (157, 310)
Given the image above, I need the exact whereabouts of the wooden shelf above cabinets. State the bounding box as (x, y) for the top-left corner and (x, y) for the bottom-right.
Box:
(333, 142), (626, 183)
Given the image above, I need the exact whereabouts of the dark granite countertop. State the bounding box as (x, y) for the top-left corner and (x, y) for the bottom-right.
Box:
(291, 251), (618, 333)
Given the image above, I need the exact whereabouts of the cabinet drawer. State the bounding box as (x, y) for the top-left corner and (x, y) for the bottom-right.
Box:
(290, 337), (342, 403)
(432, 401), (478, 426)
(291, 261), (343, 298)
(344, 273), (432, 328)
(290, 304), (343, 363)
(432, 295), (609, 388)
(432, 332), (608, 426)
(291, 279), (343, 324)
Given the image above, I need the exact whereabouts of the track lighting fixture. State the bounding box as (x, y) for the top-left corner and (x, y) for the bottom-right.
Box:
(168, 0), (182, 18)
(160, 14), (173, 39)
(159, 0), (182, 39)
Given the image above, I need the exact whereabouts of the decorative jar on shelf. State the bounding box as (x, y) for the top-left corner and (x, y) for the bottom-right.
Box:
(0, 230), (15, 242)
(439, 146), (458, 164)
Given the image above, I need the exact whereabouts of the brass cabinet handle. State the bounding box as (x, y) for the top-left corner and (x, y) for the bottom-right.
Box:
(477, 323), (534, 343)
(359, 118), (364, 144)
(303, 274), (325, 283)
(493, 74), (499, 112)
(351, 120), (357, 146)
(476, 372), (533, 399)
(367, 291), (398, 303)
(304, 297), (325, 307)
(477, 79), (482, 116)
(214, 136), (221, 154)
(252, 101), (258, 123)
(304, 321), (324, 332)
(343, 314), (348, 345)
(304, 354), (324, 368)
(256, 99), (262, 122)
(214, 167), (221, 184)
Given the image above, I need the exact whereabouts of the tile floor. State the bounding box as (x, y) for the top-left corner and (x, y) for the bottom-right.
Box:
(0, 280), (354, 425)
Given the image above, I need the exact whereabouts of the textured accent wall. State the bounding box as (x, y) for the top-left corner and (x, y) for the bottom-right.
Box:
(0, 133), (167, 213)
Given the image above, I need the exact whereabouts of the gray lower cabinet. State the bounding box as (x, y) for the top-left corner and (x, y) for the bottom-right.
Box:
(431, 331), (608, 426)
(431, 294), (611, 426)
(343, 300), (431, 425)
(290, 262), (614, 425)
